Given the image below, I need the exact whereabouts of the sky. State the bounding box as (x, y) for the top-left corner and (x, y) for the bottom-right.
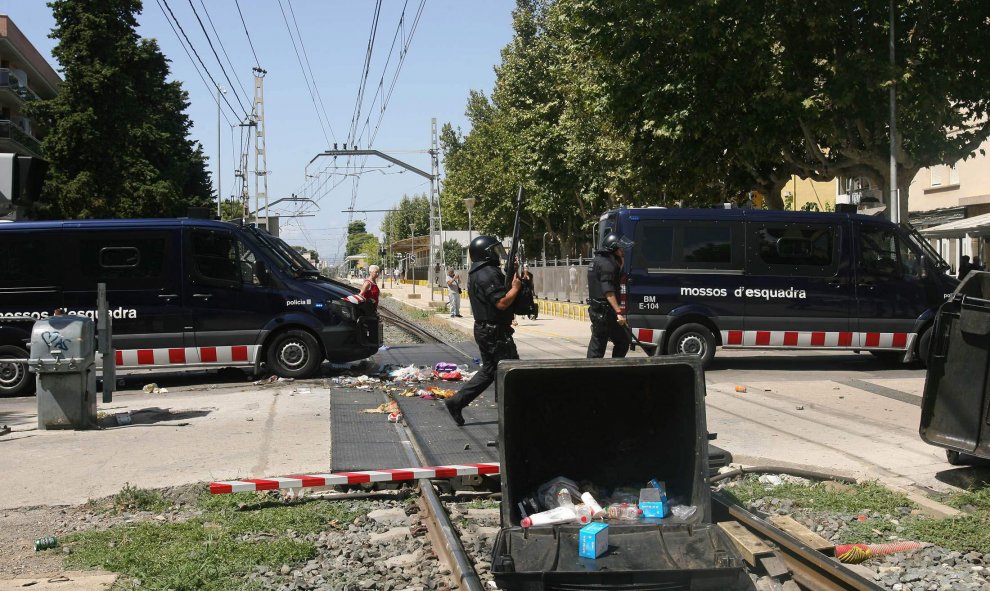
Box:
(2, 0), (516, 261)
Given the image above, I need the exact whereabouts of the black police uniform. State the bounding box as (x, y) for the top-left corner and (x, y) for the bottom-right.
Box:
(586, 250), (630, 358)
(445, 259), (519, 422)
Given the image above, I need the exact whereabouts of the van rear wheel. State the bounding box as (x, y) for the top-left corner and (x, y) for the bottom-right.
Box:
(266, 330), (321, 379)
(917, 326), (933, 368)
(0, 345), (34, 397)
(666, 323), (716, 368)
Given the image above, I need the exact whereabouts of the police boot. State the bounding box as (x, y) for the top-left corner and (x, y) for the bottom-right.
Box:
(444, 399), (465, 427)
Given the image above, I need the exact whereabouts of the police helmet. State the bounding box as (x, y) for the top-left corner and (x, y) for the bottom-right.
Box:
(469, 235), (506, 263)
(600, 232), (634, 253)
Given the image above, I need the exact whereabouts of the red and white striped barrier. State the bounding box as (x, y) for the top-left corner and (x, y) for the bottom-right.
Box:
(210, 462), (501, 494)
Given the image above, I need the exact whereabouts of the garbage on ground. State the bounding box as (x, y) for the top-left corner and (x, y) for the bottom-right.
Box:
(34, 536), (57, 551)
(387, 412), (402, 423)
(387, 364), (433, 382)
(835, 541), (931, 564)
(362, 400), (400, 415)
(0, 425), (10, 437)
(141, 383), (169, 394)
(115, 412), (133, 426)
(252, 375), (295, 386)
(579, 523), (608, 559)
(734, 385), (747, 393)
(330, 375), (381, 389)
(433, 362), (463, 380)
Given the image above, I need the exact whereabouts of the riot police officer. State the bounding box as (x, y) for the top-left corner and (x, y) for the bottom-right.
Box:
(445, 235), (522, 426)
(586, 233), (634, 358)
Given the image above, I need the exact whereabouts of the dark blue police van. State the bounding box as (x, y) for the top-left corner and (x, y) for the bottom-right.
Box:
(0, 219), (382, 396)
(601, 207), (957, 367)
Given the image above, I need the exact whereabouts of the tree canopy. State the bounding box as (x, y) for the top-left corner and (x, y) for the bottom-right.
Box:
(28, 0), (213, 219)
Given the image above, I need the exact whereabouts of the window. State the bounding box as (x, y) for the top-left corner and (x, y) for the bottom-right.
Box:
(633, 224), (673, 268)
(949, 164), (960, 186)
(190, 230), (240, 285)
(0, 234), (60, 287)
(682, 226), (731, 264)
(71, 233), (169, 289)
(858, 225), (921, 279)
(752, 224), (836, 269)
(931, 166), (943, 187)
(238, 240), (262, 285)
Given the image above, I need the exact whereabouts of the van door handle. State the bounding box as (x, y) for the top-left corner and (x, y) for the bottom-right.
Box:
(193, 293), (213, 300)
(158, 293), (178, 300)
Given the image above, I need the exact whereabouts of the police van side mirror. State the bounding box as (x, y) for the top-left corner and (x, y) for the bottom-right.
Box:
(920, 256), (929, 280)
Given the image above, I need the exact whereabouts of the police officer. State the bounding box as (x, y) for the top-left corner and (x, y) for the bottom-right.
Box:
(445, 235), (522, 426)
(586, 233), (634, 358)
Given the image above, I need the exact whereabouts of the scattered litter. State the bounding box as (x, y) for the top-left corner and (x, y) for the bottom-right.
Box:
(115, 412), (132, 426)
(363, 400), (400, 415)
(253, 375), (278, 386)
(835, 541), (931, 564)
(757, 474), (783, 487)
(463, 444), (471, 450)
(670, 504), (697, 520)
(246, 417), (254, 422)
(142, 383), (168, 394)
(388, 364), (433, 382)
(434, 369), (463, 381)
(278, 377), (294, 383)
(734, 385), (747, 393)
(378, 345), (390, 352)
(34, 536), (57, 551)
(795, 405), (805, 410)
(387, 412), (402, 423)
(294, 388), (311, 395)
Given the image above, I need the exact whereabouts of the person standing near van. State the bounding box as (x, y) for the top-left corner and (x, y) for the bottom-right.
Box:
(445, 236), (522, 426)
(586, 233), (634, 358)
(959, 255), (973, 279)
(358, 265), (381, 307)
(446, 269), (463, 317)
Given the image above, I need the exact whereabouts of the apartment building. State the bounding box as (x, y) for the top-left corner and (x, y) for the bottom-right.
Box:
(0, 15), (61, 220)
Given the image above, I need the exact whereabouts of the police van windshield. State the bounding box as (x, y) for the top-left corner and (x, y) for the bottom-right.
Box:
(902, 223), (951, 271)
(243, 226), (320, 279)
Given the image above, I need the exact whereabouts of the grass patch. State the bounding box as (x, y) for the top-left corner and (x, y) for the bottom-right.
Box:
(64, 486), (370, 590)
(723, 476), (990, 553)
(85, 483), (172, 515)
(464, 498), (500, 510)
(725, 478), (913, 515)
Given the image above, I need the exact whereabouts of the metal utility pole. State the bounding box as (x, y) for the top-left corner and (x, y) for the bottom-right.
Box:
(429, 118), (445, 301)
(888, 0), (899, 224)
(236, 120), (254, 219)
(253, 67), (270, 230)
(216, 85), (225, 218)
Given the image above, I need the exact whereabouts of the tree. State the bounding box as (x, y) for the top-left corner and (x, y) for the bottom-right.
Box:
(27, 0), (213, 219)
(441, 238), (463, 268)
(379, 194), (430, 245)
(564, 0), (990, 217)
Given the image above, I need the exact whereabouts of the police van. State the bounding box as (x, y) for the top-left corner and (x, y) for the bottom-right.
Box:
(0, 219), (382, 396)
(600, 207), (957, 367)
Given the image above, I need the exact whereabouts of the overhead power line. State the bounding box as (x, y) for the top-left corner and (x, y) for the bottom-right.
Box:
(196, 0), (252, 104)
(347, 0), (384, 145)
(155, 0), (236, 125)
(287, 0), (338, 144)
(233, 0), (261, 68)
(186, 0), (251, 114)
(158, 0), (247, 119)
(276, 0), (335, 146)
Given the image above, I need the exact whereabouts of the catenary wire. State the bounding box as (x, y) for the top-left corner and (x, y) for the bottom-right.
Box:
(196, 0), (252, 104)
(286, 0), (338, 143)
(185, 0), (251, 114)
(276, 0), (334, 147)
(233, 0), (261, 67)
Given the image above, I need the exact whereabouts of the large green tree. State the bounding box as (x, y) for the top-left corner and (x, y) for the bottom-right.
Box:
(28, 0), (213, 219)
(564, 0), (990, 218)
(380, 194), (430, 245)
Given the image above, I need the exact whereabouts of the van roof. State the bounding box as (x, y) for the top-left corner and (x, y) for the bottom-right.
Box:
(602, 207), (888, 224)
(0, 218), (241, 231)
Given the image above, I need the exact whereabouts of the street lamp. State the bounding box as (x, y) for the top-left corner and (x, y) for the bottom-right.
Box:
(409, 223), (417, 295)
(542, 231), (556, 268)
(463, 197), (476, 247)
(216, 84), (226, 218)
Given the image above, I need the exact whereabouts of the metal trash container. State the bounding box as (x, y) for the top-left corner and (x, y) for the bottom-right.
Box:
(28, 316), (98, 430)
(492, 357), (744, 590)
(920, 271), (990, 464)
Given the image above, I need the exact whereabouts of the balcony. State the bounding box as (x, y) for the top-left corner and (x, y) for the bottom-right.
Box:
(0, 68), (40, 103)
(0, 119), (42, 157)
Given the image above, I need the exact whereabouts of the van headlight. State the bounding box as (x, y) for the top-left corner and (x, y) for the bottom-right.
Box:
(332, 300), (356, 321)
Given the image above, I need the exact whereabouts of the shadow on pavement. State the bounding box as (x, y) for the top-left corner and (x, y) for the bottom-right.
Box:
(99, 406), (214, 428)
(707, 353), (923, 374)
(935, 463), (990, 490)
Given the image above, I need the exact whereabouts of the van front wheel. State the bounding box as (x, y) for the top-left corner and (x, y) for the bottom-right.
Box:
(666, 323), (716, 368)
(266, 330), (321, 379)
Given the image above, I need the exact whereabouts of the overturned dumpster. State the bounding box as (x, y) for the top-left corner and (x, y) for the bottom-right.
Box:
(920, 271), (990, 464)
(492, 357), (745, 590)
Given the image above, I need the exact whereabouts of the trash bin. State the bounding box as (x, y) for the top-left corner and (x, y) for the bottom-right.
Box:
(492, 357), (744, 590)
(920, 271), (990, 461)
(29, 316), (98, 430)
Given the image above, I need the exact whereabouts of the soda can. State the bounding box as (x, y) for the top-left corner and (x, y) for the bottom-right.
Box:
(35, 536), (57, 551)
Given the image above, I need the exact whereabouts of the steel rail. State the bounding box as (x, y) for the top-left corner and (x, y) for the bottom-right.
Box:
(712, 492), (885, 591)
(375, 305), (485, 591)
(378, 306), (477, 363)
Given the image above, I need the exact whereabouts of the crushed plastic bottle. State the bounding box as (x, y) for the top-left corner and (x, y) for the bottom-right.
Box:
(556, 488), (575, 509)
(670, 504), (697, 520)
(606, 503), (642, 521)
(574, 504), (593, 523)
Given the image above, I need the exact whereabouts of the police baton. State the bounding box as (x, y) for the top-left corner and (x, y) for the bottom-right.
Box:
(623, 324), (659, 354)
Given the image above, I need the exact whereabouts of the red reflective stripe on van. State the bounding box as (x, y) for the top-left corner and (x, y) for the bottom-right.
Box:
(168, 348), (185, 364)
(137, 349), (154, 365)
(865, 333), (880, 347)
(115, 350), (123, 366)
(231, 345), (249, 362)
(892, 333), (908, 348)
(755, 331), (771, 346)
(811, 332), (826, 346)
(838, 332), (853, 347)
(200, 347), (218, 363)
(727, 330), (743, 345)
(783, 332), (798, 346)
(638, 329), (654, 343)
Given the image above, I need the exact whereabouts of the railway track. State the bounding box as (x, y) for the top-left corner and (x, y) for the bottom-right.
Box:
(376, 306), (890, 591)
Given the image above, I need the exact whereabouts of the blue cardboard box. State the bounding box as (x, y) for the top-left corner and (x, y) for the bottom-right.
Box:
(639, 487), (669, 518)
(578, 522), (608, 559)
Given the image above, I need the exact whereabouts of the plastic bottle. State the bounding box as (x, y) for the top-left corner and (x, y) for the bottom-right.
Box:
(574, 504), (593, 523)
(520, 506), (581, 528)
(581, 492), (604, 517)
(34, 536), (57, 551)
(556, 488), (575, 509)
(606, 503), (643, 521)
